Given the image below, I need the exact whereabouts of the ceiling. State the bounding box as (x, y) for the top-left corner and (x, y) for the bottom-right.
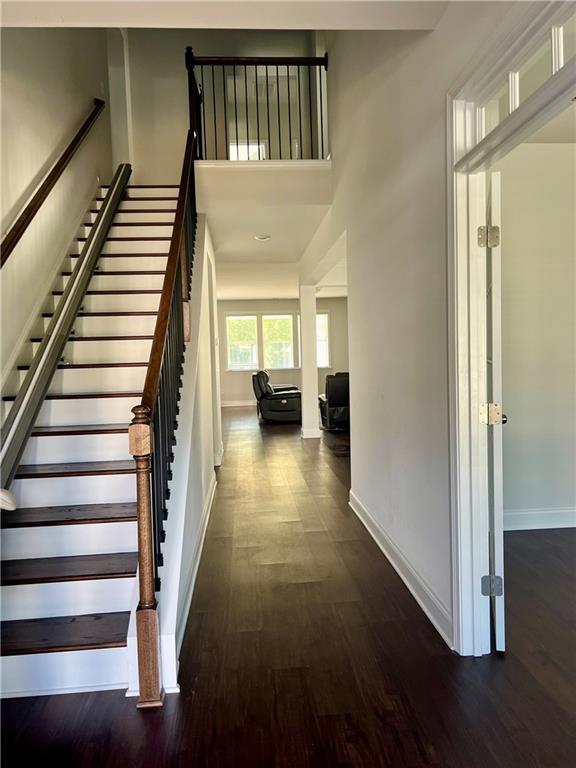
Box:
(526, 103), (576, 144)
(208, 205), (330, 264)
(1, 2), (448, 30)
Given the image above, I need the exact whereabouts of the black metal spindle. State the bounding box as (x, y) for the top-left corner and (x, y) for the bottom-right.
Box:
(287, 65), (293, 160)
(200, 65), (207, 158)
(244, 65), (249, 158)
(212, 65), (218, 159)
(319, 67), (325, 159)
(233, 64), (239, 159)
(308, 65), (314, 159)
(297, 66), (303, 159)
(276, 65), (281, 159)
(265, 66), (271, 160)
(222, 66), (229, 160)
(255, 65), (261, 159)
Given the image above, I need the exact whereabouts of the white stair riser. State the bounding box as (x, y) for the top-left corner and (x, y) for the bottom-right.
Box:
(45, 315), (158, 337)
(12, 473), (136, 508)
(93, 198), (176, 211)
(33, 338), (152, 364)
(66, 255), (168, 271)
(2, 522), (137, 561)
(73, 273), (164, 290)
(1, 578), (135, 620)
(31, 395), (141, 426)
(20, 366), (146, 395)
(1, 647), (129, 698)
(71, 240), (170, 255)
(99, 186), (177, 198)
(80, 225), (173, 239)
(78, 294), (161, 312)
(87, 210), (175, 224)
(22, 432), (131, 464)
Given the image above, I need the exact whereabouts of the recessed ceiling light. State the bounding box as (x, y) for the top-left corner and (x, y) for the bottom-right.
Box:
(254, 234), (271, 242)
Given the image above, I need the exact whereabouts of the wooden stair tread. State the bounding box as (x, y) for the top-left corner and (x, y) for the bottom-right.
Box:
(15, 459), (135, 479)
(1, 502), (137, 529)
(62, 270), (165, 276)
(53, 289), (162, 295)
(30, 423), (129, 436)
(90, 209), (176, 214)
(83, 222), (173, 227)
(31, 336), (152, 343)
(19, 362), (148, 370)
(1, 552), (138, 585)
(4, 391), (142, 401)
(1, 611), (131, 656)
(94, 196), (178, 201)
(43, 312), (157, 317)
(77, 236), (171, 242)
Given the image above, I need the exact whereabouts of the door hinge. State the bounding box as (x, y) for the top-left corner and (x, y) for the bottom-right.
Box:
(481, 574), (503, 597)
(477, 225), (500, 248)
(479, 402), (502, 425)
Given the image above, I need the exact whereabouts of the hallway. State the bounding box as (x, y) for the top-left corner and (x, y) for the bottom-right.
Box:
(2, 408), (575, 767)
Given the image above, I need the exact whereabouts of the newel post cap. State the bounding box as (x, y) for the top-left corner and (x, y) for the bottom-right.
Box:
(129, 405), (153, 457)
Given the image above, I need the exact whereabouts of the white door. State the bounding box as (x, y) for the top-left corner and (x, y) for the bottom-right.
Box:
(486, 171), (506, 652)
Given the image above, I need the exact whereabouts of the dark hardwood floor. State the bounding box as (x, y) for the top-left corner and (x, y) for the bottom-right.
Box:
(2, 408), (575, 767)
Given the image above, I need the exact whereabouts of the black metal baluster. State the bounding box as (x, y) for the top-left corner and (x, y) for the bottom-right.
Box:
(308, 65), (314, 159)
(233, 64), (239, 159)
(276, 65), (282, 159)
(297, 66), (303, 159)
(287, 65), (293, 159)
(200, 66), (207, 158)
(212, 65), (218, 159)
(255, 65), (261, 159)
(244, 65), (249, 157)
(319, 66), (325, 159)
(222, 66), (229, 160)
(265, 66), (271, 160)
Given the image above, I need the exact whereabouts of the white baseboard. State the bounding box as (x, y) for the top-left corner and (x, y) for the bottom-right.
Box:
(349, 490), (453, 649)
(504, 506), (576, 531)
(176, 474), (218, 654)
(221, 400), (254, 408)
(301, 427), (322, 439)
(214, 443), (224, 467)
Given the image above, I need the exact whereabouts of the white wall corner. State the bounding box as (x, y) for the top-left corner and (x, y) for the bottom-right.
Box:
(348, 490), (454, 650)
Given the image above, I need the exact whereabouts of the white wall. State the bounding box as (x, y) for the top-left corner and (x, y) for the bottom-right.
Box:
(1, 28), (113, 374)
(325, 4), (515, 645)
(124, 29), (314, 182)
(495, 143), (576, 530)
(217, 297), (349, 405)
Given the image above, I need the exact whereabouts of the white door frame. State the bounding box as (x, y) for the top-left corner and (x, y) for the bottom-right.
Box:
(447, 3), (576, 656)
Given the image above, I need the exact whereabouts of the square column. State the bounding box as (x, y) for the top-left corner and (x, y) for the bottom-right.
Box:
(299, 285), (321, 438)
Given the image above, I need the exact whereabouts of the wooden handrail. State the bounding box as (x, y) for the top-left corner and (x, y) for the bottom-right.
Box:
(192, 54), (328, 68)
(1, 98), (105, 267)
(141, 130), (195, 414)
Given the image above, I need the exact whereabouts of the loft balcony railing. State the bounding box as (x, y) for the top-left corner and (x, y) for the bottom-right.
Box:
(186, 48), (329, 161)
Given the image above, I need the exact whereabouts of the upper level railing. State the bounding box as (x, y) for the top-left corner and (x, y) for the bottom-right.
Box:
(186, 48), (329, 161)
(1, 98), (105, 267)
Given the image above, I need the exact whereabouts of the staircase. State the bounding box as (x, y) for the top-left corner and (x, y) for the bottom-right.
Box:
(1, 185), (178, 697)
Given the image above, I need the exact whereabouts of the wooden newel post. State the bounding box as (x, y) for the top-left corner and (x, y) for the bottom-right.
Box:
(129, 404), (164, 708)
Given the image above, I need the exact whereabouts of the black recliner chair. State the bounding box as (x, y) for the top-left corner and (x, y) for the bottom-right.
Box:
(319, 372), (350, 430)
(252, 370), (302, 423)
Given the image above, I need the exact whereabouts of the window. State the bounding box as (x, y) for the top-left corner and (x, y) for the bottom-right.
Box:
(316, 313), (330, 368)
(226, 315), (258, 370)
(262, 314), (294, 369)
